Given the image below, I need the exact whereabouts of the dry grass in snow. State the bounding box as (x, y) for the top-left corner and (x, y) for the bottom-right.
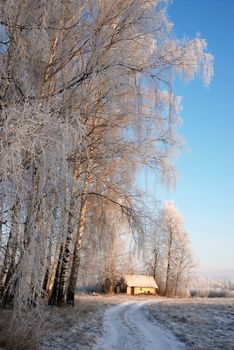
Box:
(0, 308), (44, 350)
(41, 295), (119, 350)
(145, 298), (234, 350)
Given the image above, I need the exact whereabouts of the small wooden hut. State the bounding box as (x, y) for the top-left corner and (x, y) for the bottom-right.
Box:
(123, 274), (158, 295)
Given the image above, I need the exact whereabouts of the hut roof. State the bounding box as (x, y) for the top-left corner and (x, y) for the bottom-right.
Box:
(123, 274), (158, 289)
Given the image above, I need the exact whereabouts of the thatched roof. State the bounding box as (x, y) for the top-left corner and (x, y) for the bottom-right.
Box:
(123, 274), (158, 289)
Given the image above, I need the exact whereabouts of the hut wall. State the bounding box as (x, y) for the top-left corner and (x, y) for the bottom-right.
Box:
(134, 287), (156, 295)
(127, 286), (132, 295)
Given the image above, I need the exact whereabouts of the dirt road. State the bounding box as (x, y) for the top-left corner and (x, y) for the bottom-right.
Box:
(94, 300), (186, 350)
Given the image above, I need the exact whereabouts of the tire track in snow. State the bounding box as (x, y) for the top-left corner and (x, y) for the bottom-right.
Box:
(94, 301), (186, 350)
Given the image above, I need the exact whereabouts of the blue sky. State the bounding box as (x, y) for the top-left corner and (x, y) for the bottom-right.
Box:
(142, 0), (234, 276)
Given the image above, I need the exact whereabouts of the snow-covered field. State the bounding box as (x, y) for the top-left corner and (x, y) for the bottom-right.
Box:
(41, 295), (234, 350)
(146, 298), (234, 350)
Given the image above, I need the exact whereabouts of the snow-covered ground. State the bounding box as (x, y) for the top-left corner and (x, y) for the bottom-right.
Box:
(94, 300), (186, 350)
(41, 295), (234, 350)
(41, 297), (111, 350)
(146, 298), (234, 350)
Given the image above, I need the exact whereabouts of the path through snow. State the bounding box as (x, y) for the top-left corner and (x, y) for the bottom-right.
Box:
(94, 301), (187, 350)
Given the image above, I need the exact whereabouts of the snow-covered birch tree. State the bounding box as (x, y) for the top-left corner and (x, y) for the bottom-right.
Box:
(159, 201), (194, 296)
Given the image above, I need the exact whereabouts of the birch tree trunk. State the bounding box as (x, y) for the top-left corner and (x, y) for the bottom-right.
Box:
(47, 241), (62, 295)
(165, 228), (173, 296)
(0, 202), (19, 304)
(42, 239), (53, 296)
(48, 199), (76, 305)
(48, 242), (64, 306)
(66, 171), (91, 306)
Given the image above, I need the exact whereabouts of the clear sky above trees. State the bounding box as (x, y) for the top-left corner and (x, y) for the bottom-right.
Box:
(140, 0), (234, 276)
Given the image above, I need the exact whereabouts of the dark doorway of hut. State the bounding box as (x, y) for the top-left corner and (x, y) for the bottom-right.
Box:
(131, 287), (134, 295)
